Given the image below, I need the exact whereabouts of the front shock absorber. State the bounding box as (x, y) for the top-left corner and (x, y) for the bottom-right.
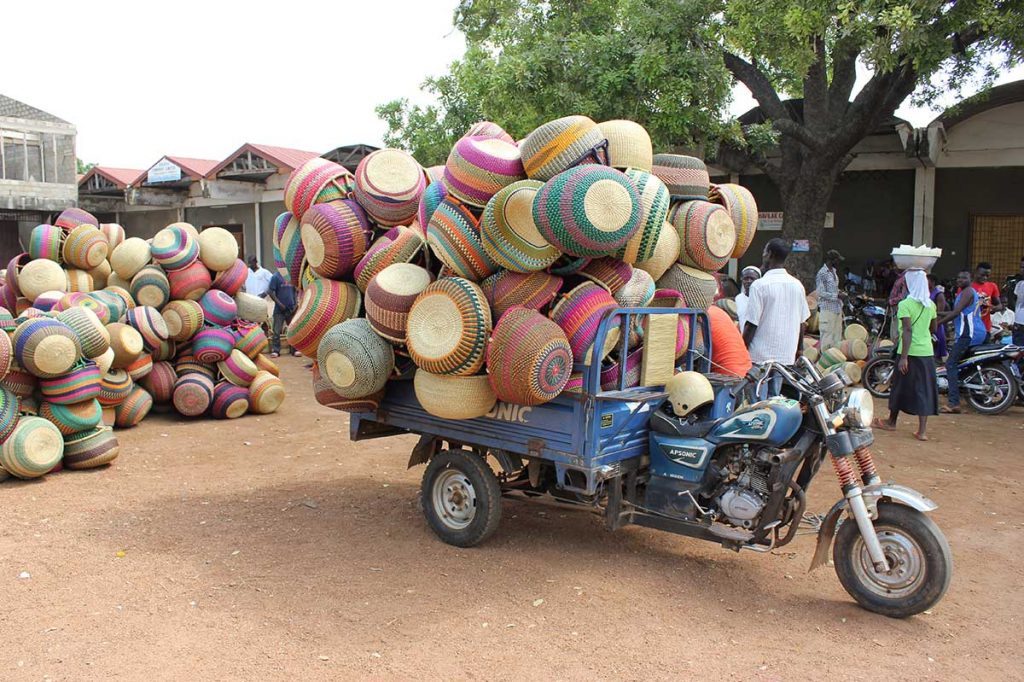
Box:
(853, 446), (880, 486)
(830, 452), (858, 489)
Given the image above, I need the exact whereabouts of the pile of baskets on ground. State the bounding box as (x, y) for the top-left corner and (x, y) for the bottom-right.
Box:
(799, 323), (894, 386)
(281, 115), (757, 419)
(0, 210), (286, 481)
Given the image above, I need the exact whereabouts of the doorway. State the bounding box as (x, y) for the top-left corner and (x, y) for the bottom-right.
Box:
(202, 224), (244, 258)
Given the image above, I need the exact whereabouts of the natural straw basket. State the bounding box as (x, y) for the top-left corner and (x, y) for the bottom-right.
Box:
(481, 180), (559, 273)
(598, 120), (653, 171)
(198, 227), (239, 272)
(107, 323), (145, 369)
(317, 319), (395, 398)
(413, 370), (496, 420)
(0, 416), (63, 479)
(248, 370), (285, 414)
(234, 291), (268, 325)
(365, 263), (433, 343)
(110, 238), (152, 279)
(407, 278), (492, 376)
(19, 259), (67, 301)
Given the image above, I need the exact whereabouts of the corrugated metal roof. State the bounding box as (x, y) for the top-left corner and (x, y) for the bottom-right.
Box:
(96, 166), (145, 188)
(207, 143), (321, 177)
(0, 94), (72, 126)
(164, 156), (220, 179)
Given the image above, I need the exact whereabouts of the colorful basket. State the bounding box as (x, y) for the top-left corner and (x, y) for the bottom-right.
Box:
(211, 382), (249, 419)
(598, 120), (653, 171)
(151, 224), (200, 271)
(29, 224), (64, 262)
(443, 135), (526, 208)
(600, 347), (644, 391)
(311, 363), (383, 413)
(114, 386), (153, 427)
(414, 371), (497, 420)
(199, 290), (238, 327)
(56, 307), (109, 357)
(316, 319), (394, 398)
(0, 328), (11, 378)
(65, 269), (94, 293)
(708, 184), (759, 259)
(635, 221), (681, 281)
(0, 416), (63, 479)
(32, 290), (64, 311)
(19, 259), (67, 301)
(98, 369), (134, 407)
(615, 169), (670, 264)
(192, 326), (236, 364)
(287, 279), (362, 358)
(656, 264), (719, 311)
(580, 258), (633, 294)
(520, 115), (608, 181)
(125, 306), (170, 350)
(110, 238), (152, 279)
(38, 358), (101, 403)
(175, 350), (216, 380)
(125, 353), (154, 382)
(63, 426), (119, 469)
(487, 307), (573, 405)
(140, 361), (178, 402)
(651, 154), (710, 200)
(128, 265), (170, 309)
(670, 200), (737, 272)
(353, 149), (426, 227)
(426, 197), (498, 282)
(481, 180), (559, 273)
(549, 282), (622, 364)
(87, 260), (111, 289)
(13, 318), (82, 378)
(300, 200), (371, 279)
(55, 208), (99, 231)
(218, 349), (259, 387)
(107, 322), (144, 369)
(161, 300), (205, 342)
(210, 258), (248, 296)
(62, 225), (109, 270)
(353, 226), (425, 292)
(417, 180), (448, 234)
(248, 371), (285, 414)
(0, 306), (16, 332)
(100, 223), (126, 251)
(464, 121), (516, 145)
(407, 278), (491, 376)
(234, 323), (268, 358)
(365, 263), (433, 343)
(284, 157), (354, 221)
(818, 347), (848, 372)
(255, 354), (280, 377)
(614, 267), (657, 307)
(104, 286), (135, 316)
(278, 211), (306, 288)
(0, 364), (38, 399)
(40, 398), (103, 436)
(234, 292), (268, 325)
(167, 260), (212, 302)
(0, 387), (20, 443)
(479, 270), (563, 318)
(198, 227), (239, 272)
(150, 338), (177, 362)
(172, 372), (215, 416)
(533, 165), (641, 258)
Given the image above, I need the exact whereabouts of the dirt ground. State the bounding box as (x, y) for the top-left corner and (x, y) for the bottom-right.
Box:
(1, 356), (1022, 681)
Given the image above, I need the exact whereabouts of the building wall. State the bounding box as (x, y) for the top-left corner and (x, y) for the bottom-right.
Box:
(121, 208), (180, 239)
(259, 200), (285, 269)
(185, 204), (255, 258)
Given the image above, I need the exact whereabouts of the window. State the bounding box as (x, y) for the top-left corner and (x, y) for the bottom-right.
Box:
(0, 129), (44, 182)
(970, 215), (1024, 284)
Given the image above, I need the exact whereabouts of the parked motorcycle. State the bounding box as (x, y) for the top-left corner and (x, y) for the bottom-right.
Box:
(863, 344), (1021, 414)
(844, 295), (887, 343)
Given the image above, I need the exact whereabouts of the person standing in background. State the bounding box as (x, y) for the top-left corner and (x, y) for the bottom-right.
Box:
(863, 259), (877, 295)
(245, 256), (273, 298)
(970, 262), (1002, 332)
(816, 249), (845, 349)
(742, 238), (810, 366)
(707, 305), (752, 378)
(266, 271), (298, 358)
(928, 273), (948, 361)
(735, 265), (760, 332)
(1013, 257), (1024, 346)
(937, 270), (987, 414)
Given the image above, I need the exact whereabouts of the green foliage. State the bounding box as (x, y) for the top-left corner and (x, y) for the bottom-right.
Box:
(76, 158), (95, 175)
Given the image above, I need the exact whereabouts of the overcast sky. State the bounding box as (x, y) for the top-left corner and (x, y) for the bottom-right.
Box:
(4, 0), (1021, 170)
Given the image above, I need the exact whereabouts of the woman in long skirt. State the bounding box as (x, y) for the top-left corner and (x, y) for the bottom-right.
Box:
(873, 270), (939, 440)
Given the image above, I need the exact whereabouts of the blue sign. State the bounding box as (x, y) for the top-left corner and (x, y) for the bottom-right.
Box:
(147, 158), (182, 184)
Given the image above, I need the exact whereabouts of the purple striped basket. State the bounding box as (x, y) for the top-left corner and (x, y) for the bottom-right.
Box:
(487, 306), (573, 405)
(125, 306), (170, 350)
(211, 382), (249, 419)
(199, 290), (238, 327)
(284, 158), (354, 222)
(38, 361), (102, 405)
(211, 259), (248, 296)
(426, 198), (498, 282)
(300, 200), (372, 279)
(192, 327), (236, 364)
(29, 224), (64, 262)
(353, 149), (425, 227)
(549, 282), (622, 364)
(151, 225), (200, 271)
(443, 136), (526, 208)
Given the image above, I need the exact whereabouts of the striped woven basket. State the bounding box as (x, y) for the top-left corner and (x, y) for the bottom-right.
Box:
(167, 260), (212, 302)
(284, 157), (354, 221)
(708, 184), (759, 259)
(192, 327), (236, 364)
(407, 278), (491, 376)
(161, 300), (205, 342)
(248, 370), (285, 414)
(125, 353), (154, 382)
(278, 213), (306, 288)
(175, 351), (216, 380)
(600, 347), (645, 391)
(125, 306), (170, 350)
(0, 306), (16, 332)
(520, 115), (607, 181)
(353, 226), (425, 292)
(598, 120), (653, 171)
(839, 338), (868, 361)
(353, 149), (426, 227)
(669, 201), (737, 272)
(199, 290), (238, 327)
(211, 382), (249, 419)
(443, 136), (525, 208)
(88, 260), (111, 289)
(62, 225), (109, 270)
(129, 266), (171, 309)
(317, 319), (394, 398)
(1, 363), (38, 399)
(55, 207), (99, 232)
(63, 426), (120, 469)
(150, 337), (177, 362)
(173, 373), (215, 417)
(140, 361), (178, 402)
(365, 263), (433, 343)
(218, 349), (259, 387)
(0, 387), (20, 443)
(65, 269), (94, 294)
(0, 329), (11, 378)
(463, 121), (516, 144)
(255, 354), (280, 377)
(300, 200), (372, 279)
(32, 291), (64, 312)
(19, 259), (67, 301)
(414, 371), (496, 420)
(286, 279), (362, 358)
(426, 197), (498, 282)
(110, 238), (152, 279)
(208, 258), (247, 296)
(616, 169), (670, 264)
(417, 181), (448, 234)
(818, 347), (848, 372)
(234, 323), (268, 358)
(114, 386), (153, 427)
(39, 360), (102, 405)
(0, 416), (63, 479)
(198, 228), (239, 273)
(13, 318), (82, 378)
(651, 154), (710, 200)
(479, 270), (563, 318)
(481, 180), (559, 273)
(151, 225), (200, 271)
(656, 264), (719, 311)
(311, 363), (383, 413)
(100, 223), (126, 251)
(487, 306), (573, 405)
(532, 165), (641, 258)
(580, 258), (633, 294)
(614, 268), (657, 308)
(29, 224), (64, 263)
(549, 282), (622, 364)
(98, 369), (134, 407)
(40, 398), (103, 436)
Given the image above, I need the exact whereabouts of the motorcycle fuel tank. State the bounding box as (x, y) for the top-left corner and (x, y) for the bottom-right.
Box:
(708, 398), (803, 447)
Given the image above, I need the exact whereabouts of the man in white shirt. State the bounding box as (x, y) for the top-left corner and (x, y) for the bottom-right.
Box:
(735, 265), (760, 332)
(245, 256), (273, 298)
(742, 238), (810, 366)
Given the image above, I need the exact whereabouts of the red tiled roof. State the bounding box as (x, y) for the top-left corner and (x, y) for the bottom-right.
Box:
(164, 156), (220, 179)
(206, 143), (321, 178)
(77, 166), (146, 190)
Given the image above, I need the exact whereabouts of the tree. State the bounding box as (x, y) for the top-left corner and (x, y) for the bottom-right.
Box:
(76, 158), (95, 175)
(379, 0), (1023, 280)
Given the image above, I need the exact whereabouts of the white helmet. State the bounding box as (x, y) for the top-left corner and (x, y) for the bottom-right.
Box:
(665, 371), (714, 417)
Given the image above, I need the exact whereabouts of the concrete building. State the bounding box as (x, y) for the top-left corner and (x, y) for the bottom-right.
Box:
(0, 94), (77, 262)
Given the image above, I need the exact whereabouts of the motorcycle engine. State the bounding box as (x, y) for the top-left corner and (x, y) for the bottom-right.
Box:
(712, 446), (776, 529)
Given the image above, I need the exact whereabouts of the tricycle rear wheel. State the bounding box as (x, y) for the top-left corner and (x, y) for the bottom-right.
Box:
(421, 449), (502, 547)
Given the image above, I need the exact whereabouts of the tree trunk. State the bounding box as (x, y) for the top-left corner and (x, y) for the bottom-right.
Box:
(779, 167), (834, 289)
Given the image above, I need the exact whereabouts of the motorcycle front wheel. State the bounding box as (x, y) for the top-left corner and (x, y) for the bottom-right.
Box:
(862, 357), (895, 399)
(964, 364), (1018, 415)
(833, 502), (952, 618)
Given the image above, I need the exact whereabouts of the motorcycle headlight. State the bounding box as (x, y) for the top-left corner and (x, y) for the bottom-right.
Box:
(844, 388), (874, 429)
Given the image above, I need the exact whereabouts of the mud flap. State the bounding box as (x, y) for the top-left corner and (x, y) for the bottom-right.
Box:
(809, 498), (847, 572)
(407, 435), (440, 469)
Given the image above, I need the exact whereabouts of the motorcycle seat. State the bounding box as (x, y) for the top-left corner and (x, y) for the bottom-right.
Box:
(650, 408), (720, 438)
(967, 344), (1005, 355)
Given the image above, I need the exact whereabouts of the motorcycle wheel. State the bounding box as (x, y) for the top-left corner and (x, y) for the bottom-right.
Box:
(963, 364), (1018, 415)
(862, 357), (895, 399)
(833, 502), (952, 618)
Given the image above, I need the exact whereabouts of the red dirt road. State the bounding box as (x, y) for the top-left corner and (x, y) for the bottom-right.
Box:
(2, 357), (1022, 680)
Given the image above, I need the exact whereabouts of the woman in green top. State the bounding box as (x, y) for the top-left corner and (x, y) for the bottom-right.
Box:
(873, 269), (938, 440)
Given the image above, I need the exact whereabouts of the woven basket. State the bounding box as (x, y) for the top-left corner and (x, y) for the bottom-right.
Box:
(844, 323), (868, 342)
(125, 306), (170, 350)
(708, 184), (758, 259)
(479, 270), (563, 318)
(32, 290), (64, 312)
(656, 264), (719, 311)
(1, 363), (37, 398)
(98, 369), (134, 407)
(0, 329), (11, 378)
(250, 355), (276, 378)
(300, 200), (371, 279)
(57, 307), (110, 357)
(414, 370), (496, 419)
(88, 260), (111, 289)
(284, 157), (354, 221)
(407, 278), (491, 376)
(670, 201), (737, 272)
(839, 339), (868, 361)
(426, 197), (498, 282)
(647, 289), (691, 358)
(316, 319), (394, 398)
(199, 290), (237, 327)
(0, 306), (16, 332)
(818, 347), (848, 372)
(598, 120), (653, 171)
(487, 306), (573, 405)
(417, 181), (448, 234)
(114, 386), (152, 427)
(161, 300), (205, 342)
(167, 260), (212, 302)
(481, 180), (559, 273)
(140, 361), (177, 402)
(520, 115), (607, 181)
(278, 213), (306, 288)
(616, 170), (670, 265)
(651, 154), (710, 200)
(464, 121), (516, 144)
(354, 149), (425, 227)
(600, 347), (645, 391)
(100, 223), (126, 251)
(211, 259), (248, 296)
(91, 346), (115, 374)
(234, 323), (268, 358)
(39, 398), (103, 435)
(0, 416), (63, 479)
(151, 338), (177, 362)
(102, 286), (135, 317)
(533, 165), (641, 258)
(311, 363), (382, 413)
(443, 136), (525, 208)
(63, 426), (120, 469)
(550, 282), (622, 364)
(18, 395), (38, 416)
(614, 268), (657, 308)
(125, 353), (154, 382)
(548, 254), (591, 277)
(29, 224), (64, 262)
(173, 373), (215, 416)
(198, 227), (239, 272)
(19, 259), (67, 301)
(714, 297), (738, 321)
(107, 322), (144, 369)
(580, 258), (633, 294)
(55, 208), (99, 231)
(129, 265), (171, 309)
(13, 318), (82, 378)
(211, 381), (249, 419)
(218, 349), (259, 387)
(0, 387), (20, 443)
(151, 225), (200, 271)
(233, 292), (267, 325)
(248, 370), (285, 414)
(365, 263), (433, 343)
(64, 269), (94, 294)
(175, 351), (216, 380)
(287, 279), (362, 358)
(110, 238), (152, 279)
(192, 327), (236, 364)
(353, 226), (426, 292)
(62, 225), (109, 270)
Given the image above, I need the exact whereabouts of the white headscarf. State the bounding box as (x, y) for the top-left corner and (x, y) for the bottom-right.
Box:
(905, 269), (932, 307)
